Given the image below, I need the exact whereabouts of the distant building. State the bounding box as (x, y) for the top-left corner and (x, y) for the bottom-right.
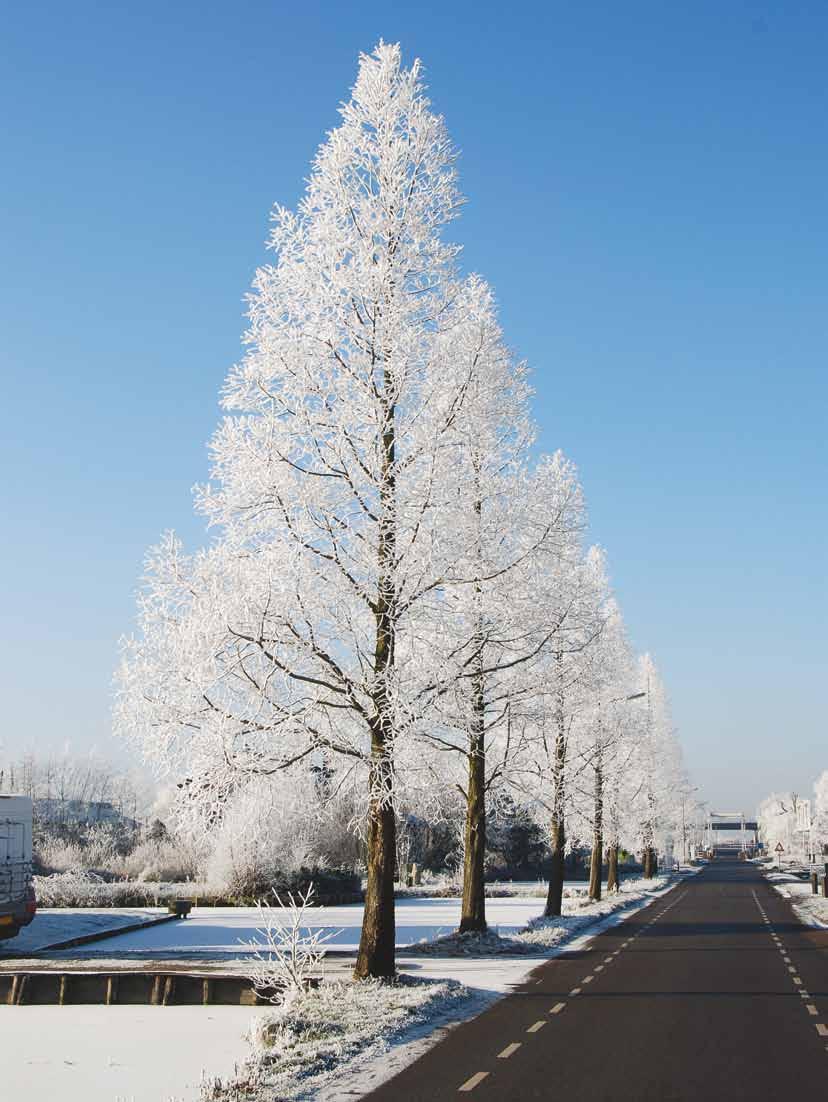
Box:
(33, 798), (138, 831)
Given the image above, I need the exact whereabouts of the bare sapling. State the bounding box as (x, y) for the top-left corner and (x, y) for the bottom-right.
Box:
(243, 884), (341, 1000)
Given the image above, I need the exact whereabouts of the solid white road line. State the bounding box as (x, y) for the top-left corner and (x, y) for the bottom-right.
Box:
(459, 1071), (489, 1091)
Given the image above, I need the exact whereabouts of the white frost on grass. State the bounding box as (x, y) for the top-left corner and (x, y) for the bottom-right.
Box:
(200, 977), (468, 1102)
(408, 875), (672, 955)
(1, 907), (159, 955)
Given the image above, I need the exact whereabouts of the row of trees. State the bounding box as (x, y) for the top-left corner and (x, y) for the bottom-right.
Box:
(115, 42), (691, 979)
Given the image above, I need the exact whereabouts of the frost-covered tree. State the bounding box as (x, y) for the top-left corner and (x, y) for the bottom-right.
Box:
(625, 654), (684, 875)
(568, 589), (641, 901)
(117, 42), (494, 979)
(813, 771), (828, 854)
(407, 288), (586, 932)
(512, 541), (607, 916)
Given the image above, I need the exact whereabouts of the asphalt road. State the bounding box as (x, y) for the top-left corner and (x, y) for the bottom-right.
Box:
(365, 860), (828, 1101)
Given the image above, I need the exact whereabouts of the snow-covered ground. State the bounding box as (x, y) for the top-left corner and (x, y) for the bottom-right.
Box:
(46, 878), (659, 961)
(766, 870), (828, 928)
(1, 907), (161, 955)
(61, 894), (547, 959)
(0, 1003), (268, 1102)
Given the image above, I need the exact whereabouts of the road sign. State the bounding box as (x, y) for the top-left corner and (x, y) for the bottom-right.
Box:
(775, 843), (784, 853)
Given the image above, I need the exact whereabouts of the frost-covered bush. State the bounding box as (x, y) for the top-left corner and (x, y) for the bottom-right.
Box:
(201, 977), (467, 1101)
(120, 836), (204, 883)
(32, 870), (151, 907)
(203, 777), (354, 897)
(35, 836), (88, 874)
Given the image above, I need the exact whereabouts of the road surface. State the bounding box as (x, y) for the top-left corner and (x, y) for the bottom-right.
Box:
(365, 859), (828, 1101)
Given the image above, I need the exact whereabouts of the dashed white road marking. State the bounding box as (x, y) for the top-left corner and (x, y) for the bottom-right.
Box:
(816, 1024), (828, 1038)
(550, 1003), (566, 1014)
(793, 977), (803, 986)
(459, 1071), (489, 1091)
(806, 1005), (818, 1016)
(527, 1020), (546, 1033)
(595, 965), (604, 972)
(582, 975), (594, 984)
(497, 1043), (521, 1059)
(569, 987), (582, 996)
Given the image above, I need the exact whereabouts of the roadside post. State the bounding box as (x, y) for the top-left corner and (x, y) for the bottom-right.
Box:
(775, 842), (784, 869)
(811, 870), (818, 894)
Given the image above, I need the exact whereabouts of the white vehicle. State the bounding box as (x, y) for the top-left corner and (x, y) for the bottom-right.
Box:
(0, 794), (36, 940)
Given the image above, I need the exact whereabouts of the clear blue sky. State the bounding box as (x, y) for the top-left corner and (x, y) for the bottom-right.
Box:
(2, 2), (825, 813)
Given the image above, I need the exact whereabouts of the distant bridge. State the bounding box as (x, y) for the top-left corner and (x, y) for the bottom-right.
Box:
(705, 812), (759, 854)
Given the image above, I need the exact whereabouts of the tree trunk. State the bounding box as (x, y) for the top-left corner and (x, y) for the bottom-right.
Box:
(459, 735), (486, 931)
(354, 748), (396, 978)
(546, 815), (565, 917)
(606, 843), (619, 892)
(545, 673), (567, 917)
(588, 747), (603, 902)
(643, 846), (655, 879)
(354, 343), (398, 981)
(459, 470), (488, 934)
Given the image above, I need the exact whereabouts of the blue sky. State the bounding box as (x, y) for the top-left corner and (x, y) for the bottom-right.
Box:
(2, 2), (825, 812)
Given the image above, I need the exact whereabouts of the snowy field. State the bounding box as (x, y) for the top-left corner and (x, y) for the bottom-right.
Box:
(1, 908), (161, 955)
(0, 1003), (267, 1102)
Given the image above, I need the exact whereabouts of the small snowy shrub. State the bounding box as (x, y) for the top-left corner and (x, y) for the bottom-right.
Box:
(243, 885), (341, 998)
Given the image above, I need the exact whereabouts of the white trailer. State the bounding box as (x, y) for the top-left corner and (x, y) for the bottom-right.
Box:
(0, 794), (36, 940)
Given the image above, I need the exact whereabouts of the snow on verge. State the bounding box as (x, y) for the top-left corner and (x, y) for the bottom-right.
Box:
(407, 875), (672, 955)
(766, 874), (828, 929)
(199, 976), (468, 1102)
